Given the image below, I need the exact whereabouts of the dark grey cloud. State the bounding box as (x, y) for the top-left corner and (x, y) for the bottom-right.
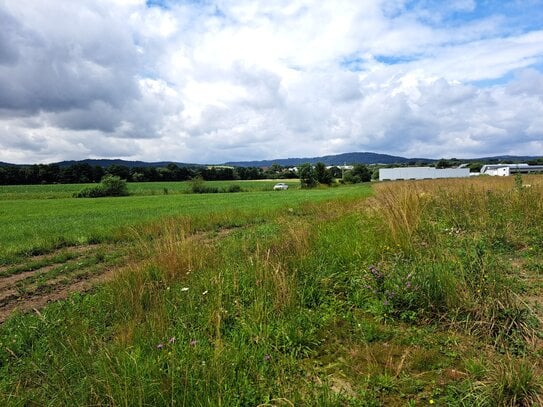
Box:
(0, 2), (140, 119)
(0, 8), (23, 65)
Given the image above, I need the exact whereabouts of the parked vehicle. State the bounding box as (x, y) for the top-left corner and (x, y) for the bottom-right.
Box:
(273, 183), (289, 190)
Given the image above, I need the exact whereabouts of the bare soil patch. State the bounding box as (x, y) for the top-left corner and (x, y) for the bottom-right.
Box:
(0, 263), (59, 291)
(0, 267), (118, 323)
(0, 244), (100, 275)
(0, 244), (121, 323)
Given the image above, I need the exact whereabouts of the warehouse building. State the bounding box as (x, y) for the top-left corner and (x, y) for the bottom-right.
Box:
(480, 164), (543, 176)
(379, 167), (470, 181)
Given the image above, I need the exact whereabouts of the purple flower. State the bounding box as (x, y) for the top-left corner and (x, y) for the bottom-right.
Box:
(406, 281), (412, 289)
(190, 340), (197, 347)
(168, 337), (176, 344)
(264, 354), (271, 361)
(156, 343), (164, 349)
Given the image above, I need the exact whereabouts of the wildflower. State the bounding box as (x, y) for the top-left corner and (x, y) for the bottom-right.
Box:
(181, 287), (189, 292)
(190, 340), (197, 346)
(168, 337), (176, 344)
(202, 290), (208, 295)
(406, 281), (412, 289)
(264, 354), (271, 361)
(156, 343), (164, 349)
(369, 265), (384, 292)
(429, 400), (435, 405)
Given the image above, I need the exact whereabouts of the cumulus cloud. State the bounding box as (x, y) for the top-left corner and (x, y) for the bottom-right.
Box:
(0, 0), (542, 164)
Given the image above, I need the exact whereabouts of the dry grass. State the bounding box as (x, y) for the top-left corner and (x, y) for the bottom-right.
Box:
(371, 175), (543, 348)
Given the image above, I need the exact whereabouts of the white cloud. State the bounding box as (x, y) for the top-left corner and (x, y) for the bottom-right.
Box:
(0, 0), (542, 164)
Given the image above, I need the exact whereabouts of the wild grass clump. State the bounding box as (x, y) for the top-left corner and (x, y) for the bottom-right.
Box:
(449, 358), (543, 406)
(480, 359), (543, 407)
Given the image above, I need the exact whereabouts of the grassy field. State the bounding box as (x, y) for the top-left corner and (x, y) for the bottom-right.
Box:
(0, 180), (355, 263)
(0, 176), (542, 405)
(0, 179), (300, 200)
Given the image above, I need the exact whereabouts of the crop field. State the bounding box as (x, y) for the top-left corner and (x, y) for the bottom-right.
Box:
(0, 179), (300, 200)
(0, 176), (543, 405)
(0, 181), (372, 321)
(0, 180), (348, 263)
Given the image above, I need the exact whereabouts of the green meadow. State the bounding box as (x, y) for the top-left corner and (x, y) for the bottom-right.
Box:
(0, 180), (353, 263)
(0, 176), (543, 405)
(0, 180), (300, 200)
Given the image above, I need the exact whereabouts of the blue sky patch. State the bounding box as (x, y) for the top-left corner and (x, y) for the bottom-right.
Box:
(340, 56), (366, 72)
(375, 55), (420, 65)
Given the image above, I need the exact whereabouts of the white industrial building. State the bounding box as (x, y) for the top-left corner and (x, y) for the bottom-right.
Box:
(480, 164), (543, 176)
(379, 167), (470, 181)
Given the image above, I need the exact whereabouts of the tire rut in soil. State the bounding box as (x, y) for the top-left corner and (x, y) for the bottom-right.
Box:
(0, 244), (122, 323)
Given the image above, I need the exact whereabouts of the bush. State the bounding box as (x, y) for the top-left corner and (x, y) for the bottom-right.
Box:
(74, 175), (129, 198)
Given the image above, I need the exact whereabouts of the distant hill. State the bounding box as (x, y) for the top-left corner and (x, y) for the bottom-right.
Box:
(226, 152), (543, 167)
(225, 152), (432, 167)
(0, 153), (540, 169)
(55, 159), (202, 168)
(470, 155), (541, 163)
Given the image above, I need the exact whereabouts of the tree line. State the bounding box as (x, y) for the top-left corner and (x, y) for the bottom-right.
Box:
(0, 162), (376, 186)
(0, 163), (295, 185)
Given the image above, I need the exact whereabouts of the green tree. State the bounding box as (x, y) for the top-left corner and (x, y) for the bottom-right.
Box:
(105, 164), (130, 180)
(298, 163), (317, 189)
(314, 162), (332, 185)
(352, 164), (372, 182)
(342, 170), (360, 184)
(328, 166), (342, 178)
(435, 159), (451, 169)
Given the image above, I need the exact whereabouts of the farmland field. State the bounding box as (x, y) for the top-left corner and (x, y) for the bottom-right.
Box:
(0, 179), (301, 200)
(0, 180), (356, 262)
(1, 176), (543, 405)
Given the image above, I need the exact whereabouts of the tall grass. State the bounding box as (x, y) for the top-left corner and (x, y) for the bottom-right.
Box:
(371, 176), (543, 347)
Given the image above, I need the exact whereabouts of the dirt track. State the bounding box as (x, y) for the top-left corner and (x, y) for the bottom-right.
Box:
(0, 244), (122, 323)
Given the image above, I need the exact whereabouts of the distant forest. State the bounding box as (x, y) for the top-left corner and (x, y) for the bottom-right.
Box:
(0, 163), (300, 185)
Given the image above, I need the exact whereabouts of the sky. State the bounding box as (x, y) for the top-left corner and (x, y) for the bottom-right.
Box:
(0, 0), (542, 164)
